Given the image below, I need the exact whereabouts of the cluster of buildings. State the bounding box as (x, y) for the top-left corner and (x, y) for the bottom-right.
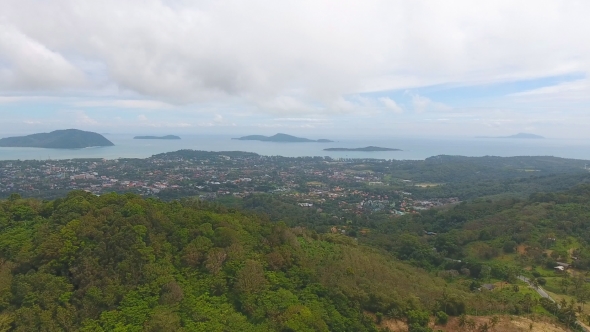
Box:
(0, 151), (459, 216)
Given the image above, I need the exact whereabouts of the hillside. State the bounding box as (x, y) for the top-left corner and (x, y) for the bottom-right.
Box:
(0, 192), (483, 331)
(364, 184), (590, 328)
(0, 129), (114, 149)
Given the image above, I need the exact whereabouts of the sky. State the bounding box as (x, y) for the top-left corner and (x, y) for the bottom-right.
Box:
(1, 0), (590, 138)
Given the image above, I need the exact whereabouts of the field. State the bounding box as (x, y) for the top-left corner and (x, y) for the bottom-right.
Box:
(414, 182), (443, 188)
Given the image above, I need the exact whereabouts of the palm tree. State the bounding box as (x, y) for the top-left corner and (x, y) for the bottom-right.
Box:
(560, 298), (568, 309)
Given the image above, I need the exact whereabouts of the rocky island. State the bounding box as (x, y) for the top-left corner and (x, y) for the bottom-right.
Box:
(324, 146), (401, 152)
(0, 129), (114, 149)
(134, 135), (181, 140)
(233, 133), (332, 143)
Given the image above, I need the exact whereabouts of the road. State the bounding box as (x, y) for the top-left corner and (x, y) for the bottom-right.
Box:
(517, 275), (554, 302)
(518, 275), (589, 332)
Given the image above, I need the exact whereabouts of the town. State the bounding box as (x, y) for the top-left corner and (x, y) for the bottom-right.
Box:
(0, 150), (459, 218)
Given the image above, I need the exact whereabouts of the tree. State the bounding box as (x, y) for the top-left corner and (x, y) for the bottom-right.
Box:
(235, 260), (267, 295)
(435, 311), (448, 325)
(406, 310), (430, 328)
(503, 241), (517, 253)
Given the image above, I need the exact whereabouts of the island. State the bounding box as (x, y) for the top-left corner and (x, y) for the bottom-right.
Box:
(0, 129), (114, 149)
(323, 146), (401, 152)
(476, 133), (544, 139)
(232, 133), (333, 143)
(134, 135), (181, 140)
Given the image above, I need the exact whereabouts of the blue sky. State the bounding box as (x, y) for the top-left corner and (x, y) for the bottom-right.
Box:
(1, 1), (590, 138)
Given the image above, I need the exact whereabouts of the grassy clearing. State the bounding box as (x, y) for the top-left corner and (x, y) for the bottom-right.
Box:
(441, 315), (566, 332)
(414, 182), (443, 188)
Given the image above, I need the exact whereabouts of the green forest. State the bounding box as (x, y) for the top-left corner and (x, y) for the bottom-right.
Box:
(4, 161), (590, 330)
(0, 191), (484, 332)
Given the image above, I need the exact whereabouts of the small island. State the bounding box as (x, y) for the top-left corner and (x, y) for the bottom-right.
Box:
(323, 146), (401, 152)
(233, 133), (332, 143)
(476, 133), (544, 139)
(0, 129), (114, 149)
(134, 135), (181, 140)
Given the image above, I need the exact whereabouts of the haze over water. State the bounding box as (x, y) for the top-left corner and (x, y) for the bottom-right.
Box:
(1, 135), (589, 161)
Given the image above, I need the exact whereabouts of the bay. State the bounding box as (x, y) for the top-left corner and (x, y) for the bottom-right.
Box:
(0, 134), (590, 161)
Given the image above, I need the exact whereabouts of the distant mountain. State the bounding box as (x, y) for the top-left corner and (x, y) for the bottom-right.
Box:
(134, 135), (181, 140)
(324, 146), (401, 152)
(0, 129), (114, 149)
(506, 133), (544, 139)
(477, 133), (545, 139)
(233, 133), (333, 142)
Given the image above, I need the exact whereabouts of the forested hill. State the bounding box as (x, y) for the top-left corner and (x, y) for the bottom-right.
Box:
(0, 192), (476, 331)
(0, 129), (114, 149)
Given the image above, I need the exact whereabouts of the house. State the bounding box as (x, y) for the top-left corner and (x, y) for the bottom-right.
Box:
(555, 266), (565, 272)
(556, 262), (570, 269)
(481, 284), (495, 291)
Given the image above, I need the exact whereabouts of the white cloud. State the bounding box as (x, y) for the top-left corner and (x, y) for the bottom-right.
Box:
(405, 92), (451, 113)
(1, 1), (590, 137)
(57, 110), (99, 126)
(0, 23), (85, 90)
(2, 1), (588, 109)
(378, 97), (404, 113)
(74, 99), (175, 109)
(509, 79), (590, 101)
(273, 118), (327, 122)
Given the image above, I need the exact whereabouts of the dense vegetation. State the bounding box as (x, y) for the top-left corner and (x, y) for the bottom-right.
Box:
(0, 129), (114, 149)
(3, 152), (590, 330)
(0, 192), (485, 331)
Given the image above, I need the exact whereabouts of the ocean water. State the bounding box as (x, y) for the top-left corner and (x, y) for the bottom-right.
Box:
(1, 134), (590, 161)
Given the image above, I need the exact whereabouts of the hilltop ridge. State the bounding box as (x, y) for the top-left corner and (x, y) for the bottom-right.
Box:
(233, 133), (333, 142)
(0, 129), (114, 149)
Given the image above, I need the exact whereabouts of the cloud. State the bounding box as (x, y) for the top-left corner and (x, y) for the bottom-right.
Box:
(56, 110), (99, 126)
(1, 1), (590, 138)
(0, 96), (26, 103)
(74, 99), (175, 109)
(405, 92), (451, 113)
(0, 23), (85, 90)
(273, 118), (327, 122)
(257, 96), (319, 114)
(378, 97), (404, 113)
(509, 79), (590, 101)
(1, 0), (588, 111)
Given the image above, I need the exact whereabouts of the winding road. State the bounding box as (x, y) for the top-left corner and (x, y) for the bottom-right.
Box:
(518, 275), (589, 332)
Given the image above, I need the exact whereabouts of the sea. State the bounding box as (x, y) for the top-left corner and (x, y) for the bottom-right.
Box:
(1, 134), (590, 161)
